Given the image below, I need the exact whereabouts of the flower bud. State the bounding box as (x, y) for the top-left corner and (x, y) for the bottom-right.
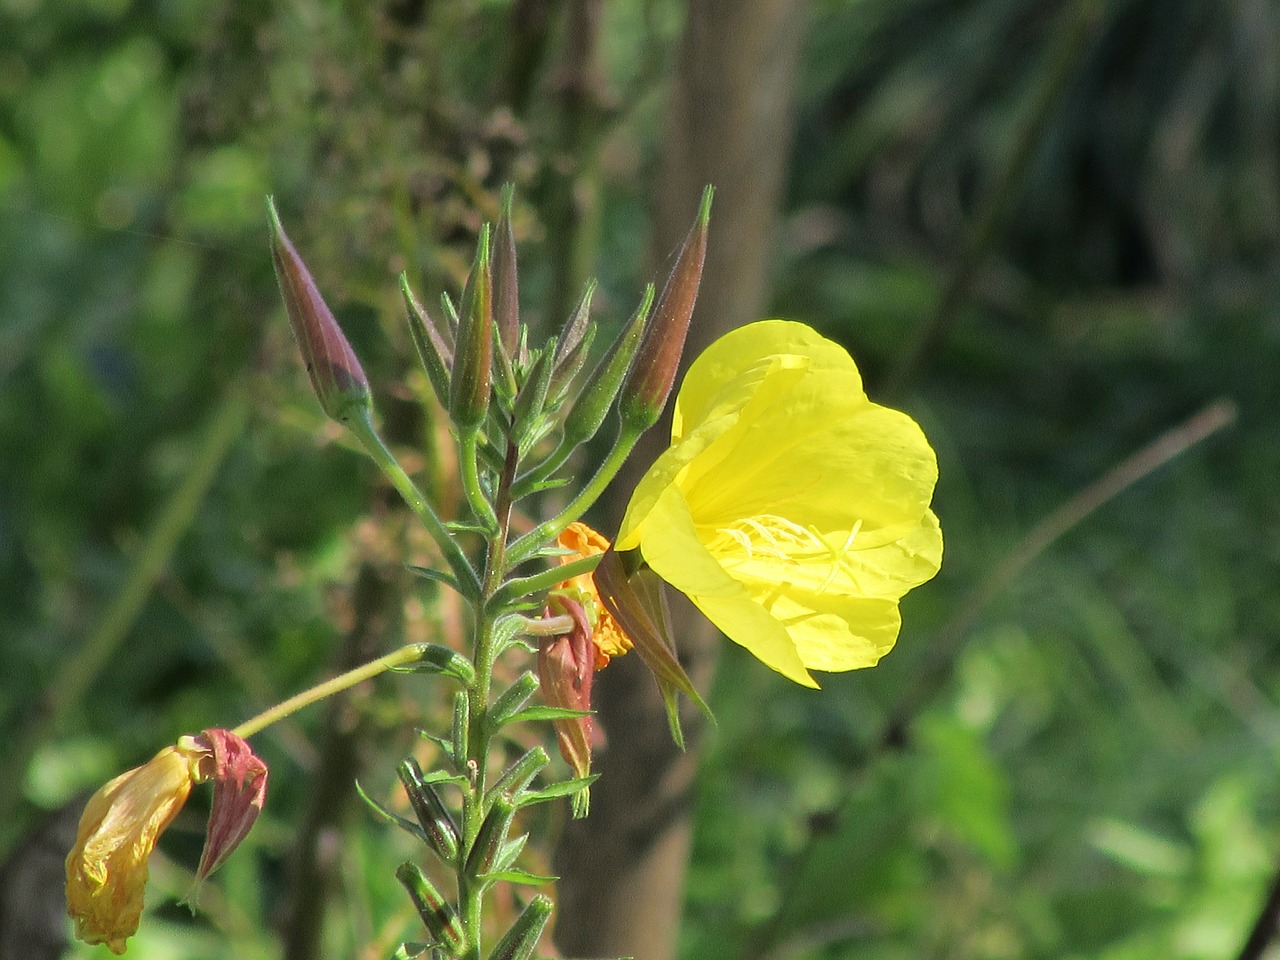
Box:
(450, 226), (494, 434)
(548, 283), (597, 406)
(561, 284), (654, 447)
(618, 186), (712, 431)
(397, 758), (460, 864)
(267, 198), (371, 424)
(491, 746), (551, 800)
(465, 795), (517, 878)
(400, 273), (453, 409)
(395, 862), (468, 954)
(488, 895), (553, 960)
(493, 185), (520, 359)
(488, 671), (540, 731)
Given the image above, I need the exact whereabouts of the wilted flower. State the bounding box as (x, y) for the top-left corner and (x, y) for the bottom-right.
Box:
(537, 597), (600, 817)
(552, 522), (631, 668)
(66, 729), (267, 954)
(616, 320), (942, 687)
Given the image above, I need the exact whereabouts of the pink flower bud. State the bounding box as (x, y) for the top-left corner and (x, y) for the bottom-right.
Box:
(267, 198), (371, 423)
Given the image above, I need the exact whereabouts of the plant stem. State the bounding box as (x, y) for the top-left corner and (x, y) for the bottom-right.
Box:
(460, 431), (500, 531)
(347, 410), (483, 598)
(231, 644), (426, 739)
(507, 424), (640, 565)
(459, 436), (522, 959)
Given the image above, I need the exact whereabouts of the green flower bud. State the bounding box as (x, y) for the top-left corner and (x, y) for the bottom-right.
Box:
(465, 795), (516, 878)
(395, 862), (468, 954)
(450, 226), (493, 434)
(618, 186), (713, 431)
(266, 197), (371, 424)
(561, 284), (654, 447)
(491, 746), (550, 800)
(487, 672), (539, 731)
(487, 895), (553, 960)
(397, 758), (460, 863)
(400, 273), (453, 409)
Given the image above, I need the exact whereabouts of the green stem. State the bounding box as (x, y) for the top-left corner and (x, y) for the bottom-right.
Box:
(511, 435), (574, 499)
(459, 431), (499, 531)
(458, 436), (520, 959)
(346, 410), (482, 598)
(494, 553), (601, 609)
(506, 424), (641, 566)
(231, 644), (426, 739)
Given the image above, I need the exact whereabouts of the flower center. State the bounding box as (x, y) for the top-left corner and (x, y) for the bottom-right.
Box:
(704, 514), (863, 593)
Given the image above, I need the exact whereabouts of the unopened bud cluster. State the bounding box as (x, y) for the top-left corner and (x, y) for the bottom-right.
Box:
(269, 187), (712, 487)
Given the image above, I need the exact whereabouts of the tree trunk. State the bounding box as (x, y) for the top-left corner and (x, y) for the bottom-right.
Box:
(551, 2), (807, 958)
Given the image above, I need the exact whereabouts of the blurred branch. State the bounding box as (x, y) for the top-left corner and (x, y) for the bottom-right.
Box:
(1236, 857), (1280, 960)
(882, 0), (1108, 399)
(495, 0), (565, 115)
(544, 0), (611, 328)
(0, 383), (251, 841)
(281, 560), (398, 960)
(552, 1), (808, 959)
(747, 398), (1238, 960)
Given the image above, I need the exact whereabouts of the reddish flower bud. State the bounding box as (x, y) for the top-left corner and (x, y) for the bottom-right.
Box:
(267, 198), (371, 423)
(493, 185), (520, 359)
(618, 186), (712, 431)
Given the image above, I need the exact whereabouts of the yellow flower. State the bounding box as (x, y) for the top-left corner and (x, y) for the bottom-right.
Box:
(616, 319), (942, 687)
(554, 521), (633, 668)
(65, 741), (204, 954)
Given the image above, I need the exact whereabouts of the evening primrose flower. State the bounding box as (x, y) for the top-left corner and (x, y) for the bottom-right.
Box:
(66, 730), (267, 954)
(616, 320), (942, 687)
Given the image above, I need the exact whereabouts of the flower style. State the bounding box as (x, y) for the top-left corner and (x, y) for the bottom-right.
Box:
(616, 320), (942, 687)
(66, 729), (267, 954)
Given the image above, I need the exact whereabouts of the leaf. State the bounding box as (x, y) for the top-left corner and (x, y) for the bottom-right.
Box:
(354, 780), (429, 844)
(477, 868), (558, 886)
(504, 705), (592, 723)
(517, 775), (600, 807)
(405, 564), (460, 592)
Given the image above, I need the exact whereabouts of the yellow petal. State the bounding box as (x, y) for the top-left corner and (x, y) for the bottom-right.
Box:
(66, 744), (199, 954)
(630, 481), (815, 686)
(616, 319), (943, 686)
(672, 319), (864, 441)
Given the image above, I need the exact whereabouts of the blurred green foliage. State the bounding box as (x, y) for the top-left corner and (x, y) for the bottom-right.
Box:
(2, 0), (1278, 958)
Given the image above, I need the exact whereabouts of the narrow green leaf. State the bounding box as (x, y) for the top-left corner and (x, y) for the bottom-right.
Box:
(517, 775), (601, 807)
(406, 564), (460, 591)
(477, 869), (558, 886)
(355, 780), (430, 844)
(505, 705), (591, 723)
